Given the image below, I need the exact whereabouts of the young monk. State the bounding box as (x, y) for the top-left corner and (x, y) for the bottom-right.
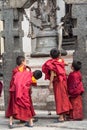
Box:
(67, 60), (84, 120)
(42, 48), (72, 122)
(6, 56), (42, 128)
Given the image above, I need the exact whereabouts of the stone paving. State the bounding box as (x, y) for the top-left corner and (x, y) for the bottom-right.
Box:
(0, 111), (87, 130)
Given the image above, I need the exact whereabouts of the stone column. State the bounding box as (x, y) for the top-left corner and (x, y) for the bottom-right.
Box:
(72, 4), (87, 118)
(1, 8), (24, 111)
(56, 0), (65, 23)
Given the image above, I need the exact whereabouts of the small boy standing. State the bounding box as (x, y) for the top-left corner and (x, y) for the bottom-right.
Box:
(6, 56), (42, 128)
(67, 61), (84, 120)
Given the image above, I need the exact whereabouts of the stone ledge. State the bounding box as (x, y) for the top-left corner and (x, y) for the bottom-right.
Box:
(64, 0), (87, 4)
(0, 105), (5, 111)
(35, 114), (58, 119)
(5, 0), (36, 8)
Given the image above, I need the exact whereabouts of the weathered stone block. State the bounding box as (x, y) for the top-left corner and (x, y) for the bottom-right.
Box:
(64, 0), (87, 4)
(2, 8), (24, 111)
(8, 0), (28, 8)
(7, 0), (36, 8)
(72, 3), (87, 118)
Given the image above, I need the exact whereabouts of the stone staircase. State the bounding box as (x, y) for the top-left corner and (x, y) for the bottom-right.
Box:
(62, 37), (76, 50)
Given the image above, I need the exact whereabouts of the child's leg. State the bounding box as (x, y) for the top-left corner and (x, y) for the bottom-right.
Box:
(9, 116), (13, 125)
(29, 118), (33, 126)
(32, 117), (38, 122)
(8, 116), (14, 129)
(58, 114), (64, 122)
(25, 118), (34, 127)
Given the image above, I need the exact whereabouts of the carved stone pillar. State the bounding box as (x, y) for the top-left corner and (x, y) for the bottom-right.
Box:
(0, 0), (37, 112)
(65, 0), (87, 118)
(1, 8), (24, 111)
(72, 4), (87, 118)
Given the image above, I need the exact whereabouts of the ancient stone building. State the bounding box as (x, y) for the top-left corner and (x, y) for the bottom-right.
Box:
(0, 0), (87, 118)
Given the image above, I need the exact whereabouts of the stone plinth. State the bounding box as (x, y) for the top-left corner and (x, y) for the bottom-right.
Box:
(5, 0), (36, 8)
(31, 29), (57, 57)
(64, 0), (87, 4)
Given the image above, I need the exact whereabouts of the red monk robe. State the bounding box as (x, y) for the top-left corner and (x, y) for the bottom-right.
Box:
(6, 66), (36, 121)
(67, 71), (84, 120)
(42, 58), (72, 115)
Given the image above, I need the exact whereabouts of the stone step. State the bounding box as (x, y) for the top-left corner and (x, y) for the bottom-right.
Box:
(62, 37), (76, 50)
(0, 90), (4, 110)
(34, 100), (55, 111)
(63, 37), (76, 42)
(63, 41), (75, 45)
(35, 110), (58, 119)
(0, 105), (4, 110)
(35, 114), (58, 119)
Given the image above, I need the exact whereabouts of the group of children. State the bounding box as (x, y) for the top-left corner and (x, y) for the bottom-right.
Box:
(42, 48), (84, 122)
(6, 48), (84, 128)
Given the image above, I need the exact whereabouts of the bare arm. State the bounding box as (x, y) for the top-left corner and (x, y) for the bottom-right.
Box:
(49, 71), (55, 91)
(64, 62), (68, 66)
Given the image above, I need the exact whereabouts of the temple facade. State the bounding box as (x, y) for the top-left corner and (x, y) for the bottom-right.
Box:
(0, 0), (87, 117)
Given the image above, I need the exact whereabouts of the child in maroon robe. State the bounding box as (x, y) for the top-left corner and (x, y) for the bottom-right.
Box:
(67, 61), (84, 120)
(42, 48), (72, 122)
(6, 56), (42, 128)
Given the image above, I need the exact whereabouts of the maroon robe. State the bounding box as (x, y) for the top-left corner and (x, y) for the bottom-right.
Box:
(67, 71), (84, 120)
(6, 67), (35, 121)
(42, 58), (72, 115)
(0, 81), (3, 97)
